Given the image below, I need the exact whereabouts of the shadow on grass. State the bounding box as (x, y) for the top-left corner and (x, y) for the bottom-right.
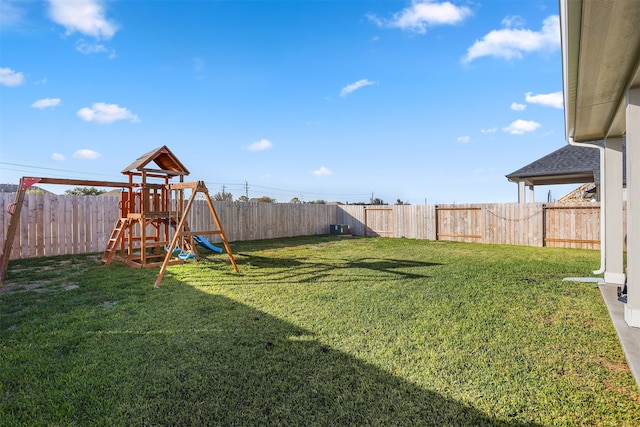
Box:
(225, 235), (353, 252)
(189, 236), (444, 285)
(234, 253), (441, 281)
(1, 269), (539, 426)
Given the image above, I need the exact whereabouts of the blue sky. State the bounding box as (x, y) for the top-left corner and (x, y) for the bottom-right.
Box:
(1, 0), (569, 204)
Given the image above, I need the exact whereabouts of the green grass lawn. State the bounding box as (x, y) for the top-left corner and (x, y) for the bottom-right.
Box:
(1, 236), (639, 426)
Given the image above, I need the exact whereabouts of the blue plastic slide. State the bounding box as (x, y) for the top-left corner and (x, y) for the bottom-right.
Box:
(168, 220), (223, 253)
(192, 234), (223, 253)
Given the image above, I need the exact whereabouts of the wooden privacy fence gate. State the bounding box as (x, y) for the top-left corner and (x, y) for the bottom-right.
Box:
(431, 203), (604, 249)
(543, 203), (601, 248)
(364, 207), (394, 237)
(1, 194), (615, 262)
(435, 206), (482, 242)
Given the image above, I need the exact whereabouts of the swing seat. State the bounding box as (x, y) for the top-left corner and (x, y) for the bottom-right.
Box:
(166, 246), (181, 254)
(178, 252), (196, 260)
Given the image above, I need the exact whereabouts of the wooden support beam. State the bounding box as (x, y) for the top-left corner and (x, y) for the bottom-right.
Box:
(154, 181), (238, 288)
(155, 191), (199, 288)
(139, 168), (187, 176)
(203, 186), (238, 273)
(34, 177), (133, 188)
(0, 177), (28, 287)
(1, 176), (237, 289)
(167, 181), (199, 190)
(181, 230), (223, 237)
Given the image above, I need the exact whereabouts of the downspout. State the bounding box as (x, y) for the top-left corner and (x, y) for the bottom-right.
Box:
(568, 137), (605, 275)
(560, 0), (602, 273)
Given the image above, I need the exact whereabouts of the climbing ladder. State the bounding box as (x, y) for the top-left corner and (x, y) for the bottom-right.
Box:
(101, 218), (130, 265)
(0, 175), (238, 289)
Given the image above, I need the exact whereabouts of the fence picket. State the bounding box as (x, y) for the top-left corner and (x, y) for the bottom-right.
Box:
(0, 193), (617, 260)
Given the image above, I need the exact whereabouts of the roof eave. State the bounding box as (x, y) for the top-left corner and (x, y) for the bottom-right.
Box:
(561, 0), (640, 143)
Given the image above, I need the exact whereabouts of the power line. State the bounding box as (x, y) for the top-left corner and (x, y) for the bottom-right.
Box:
(0, 161), (121, 179)
(203, 180), (368, 199)
(0, 161), (370, 200)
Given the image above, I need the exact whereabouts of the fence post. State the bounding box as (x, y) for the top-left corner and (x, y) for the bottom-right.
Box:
(434, 205), (439, 241)
(2, 197), (610, 263)
(542, 204), (547, 247)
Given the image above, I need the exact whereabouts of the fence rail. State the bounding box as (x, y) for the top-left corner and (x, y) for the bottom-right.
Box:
(0, 193), (615, 260)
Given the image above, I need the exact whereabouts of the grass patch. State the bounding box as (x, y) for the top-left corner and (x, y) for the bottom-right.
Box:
(1, 236), (639, 425)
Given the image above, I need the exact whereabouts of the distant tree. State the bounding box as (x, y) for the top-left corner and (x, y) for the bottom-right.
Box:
(64, 187), (106, 196)
(236, 195), (249, 202)
(289, 197), (302, 204)
(25, 187), (47, 195)
(257, 196), (276, 203)
(213, 190), (233, 201)
(371, 198), (385, 205)
(395, 199), (409, 205)
(309, 199), (326, 204)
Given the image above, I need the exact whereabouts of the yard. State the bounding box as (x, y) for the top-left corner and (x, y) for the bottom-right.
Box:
(1, 236), (639, 425)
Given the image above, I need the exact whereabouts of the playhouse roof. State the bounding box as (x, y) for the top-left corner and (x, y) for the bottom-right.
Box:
(122, 145), (190, 176)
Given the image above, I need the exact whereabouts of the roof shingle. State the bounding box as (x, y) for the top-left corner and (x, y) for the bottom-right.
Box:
(506, 140), (627, 186)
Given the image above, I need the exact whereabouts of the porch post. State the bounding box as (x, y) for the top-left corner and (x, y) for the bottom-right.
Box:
(528, 185), (535, 203)
(604, 137), (625, 285)
(625, 88), (640, 327)
(518, 179), (526, 203)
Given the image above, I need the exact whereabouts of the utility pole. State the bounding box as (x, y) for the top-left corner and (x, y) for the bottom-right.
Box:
(245, 181), (249, 199)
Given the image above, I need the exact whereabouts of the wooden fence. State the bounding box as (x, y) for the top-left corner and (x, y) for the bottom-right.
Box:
(0, 193), (611, 260)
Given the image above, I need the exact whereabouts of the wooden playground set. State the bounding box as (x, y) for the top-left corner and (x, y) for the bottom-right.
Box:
(0, 146), (238, 288)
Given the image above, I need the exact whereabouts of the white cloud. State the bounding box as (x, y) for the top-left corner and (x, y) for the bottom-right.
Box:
(525, 91), (563, 109)
(0, 67), (25, 87)
(463, 15), (559, 63)
(77, 102), (140, 124)
(313, 166), (332, 177)
(51, 153), (65, 161)
(75, 39), (115, 58)
(76, 40), (106, 53)
(457, 136), (470, 143)
(340, 79), (376, 97)
(503, 119), (541, 135)
(245, 139), (273, 152)
(73, 149), (101, 160)
(368, 1), (472, 34)
(48, 0), (118, 39)
(510, 102), (526, 111)
(481, 127), (498, 134)
(31, 98), (61, 109)
(501, 15), (526, 28)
